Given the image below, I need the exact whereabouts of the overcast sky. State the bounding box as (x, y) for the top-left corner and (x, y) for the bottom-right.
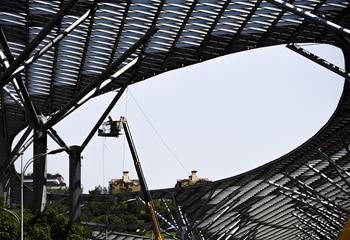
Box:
(15, 44), (344, 193)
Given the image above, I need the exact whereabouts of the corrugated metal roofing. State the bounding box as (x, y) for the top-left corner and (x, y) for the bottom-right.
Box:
(2, 0), (350, 239)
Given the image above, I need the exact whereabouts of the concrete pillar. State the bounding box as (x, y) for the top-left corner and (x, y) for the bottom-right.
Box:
(69, 145), (81, 222)
(33, 128), (47, 211)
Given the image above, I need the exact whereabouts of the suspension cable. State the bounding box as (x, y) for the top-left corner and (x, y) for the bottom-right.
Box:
(129, 89), (188, 174)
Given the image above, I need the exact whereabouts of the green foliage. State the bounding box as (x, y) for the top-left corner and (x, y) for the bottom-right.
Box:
(0, 207), (91, 240)
(88, 185), (108, 195)
(81, 200), (146, 226)
(0, 209), (19, 240)
(80, 196), (177, 237)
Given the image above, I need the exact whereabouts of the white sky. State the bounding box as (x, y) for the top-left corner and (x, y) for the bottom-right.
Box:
(14, 44), (344, 193)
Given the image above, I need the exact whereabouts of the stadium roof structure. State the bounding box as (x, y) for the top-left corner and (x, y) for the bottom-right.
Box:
(1, 0), (350, 239)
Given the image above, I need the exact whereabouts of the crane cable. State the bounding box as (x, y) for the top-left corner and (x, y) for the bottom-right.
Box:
(128, 89), (189, 174)
(122, 88), (129, 171)
(102, 137), (107, 188)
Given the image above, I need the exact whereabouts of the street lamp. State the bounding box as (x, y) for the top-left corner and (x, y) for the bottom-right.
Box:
(1, 207), (20, 224)
(20, 147), (65, 240)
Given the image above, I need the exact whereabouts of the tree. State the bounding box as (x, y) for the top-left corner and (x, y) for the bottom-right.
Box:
(88, 185), (108, 195)
(0, 206), (91, 240)
(0, 208), (19, 240)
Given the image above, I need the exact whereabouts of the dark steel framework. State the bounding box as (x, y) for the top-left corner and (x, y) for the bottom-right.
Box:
(0, 0), (349, 239)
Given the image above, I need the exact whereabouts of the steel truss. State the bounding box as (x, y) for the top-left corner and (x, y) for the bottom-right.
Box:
(0, 0), (349, 239)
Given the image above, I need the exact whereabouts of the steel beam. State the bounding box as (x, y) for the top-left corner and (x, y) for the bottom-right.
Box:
(6, 126), (32, 169)
(44, 28), (157, 128)
(0, 49), (23, 108)
(295, 202), (341, 233)
(336, 35), (350, 53)
(186, 187), (216, 232)
(0, 27), (40, 128)
(196, 0), (231, 58)
(80, 86), (126, 152)
(257, 0), (296, 45)
(224, 0), (263, 53)
(295, 224), (319, 240)
(73, 0), (99, 97)
(0, 52), (26, 109)
(33, 128), (47, 211)
(286, 0), (327, 43)
(11, 7), (94, 78)
(44, 0), (63, 113)
(161, 0), (198, 70)
(171, 195), (187, 237)
(339, 135), (350, 154)
(161, 198), (179, 230)
(0, 0), (79, 89)
(287, 44), (350, 81)
(96, 56), (139, 94)
(48, 128), (71, 154)
(102, 0), (163, 92)
(283, 173), (347, 213)
(138, 197), (176, 231)
(318, 149), (350, 190)
(187, 186), (241, 233)
(265, 0), (350, 39)
(3, 129), (33, 204)
(1, 86), (23, 108)
(69, 145), (81, 223)
(268, 181), (346, 215)
(306, 164), (350, 196)
(293, 213), (329, 240)
(161, 197), (187, 239)
(104, 1), (131, 69)
(296, 207), (338, 237)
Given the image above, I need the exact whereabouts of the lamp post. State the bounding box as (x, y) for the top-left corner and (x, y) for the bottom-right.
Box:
(1, 207), (20, 224)
(20, 147), (65, 240)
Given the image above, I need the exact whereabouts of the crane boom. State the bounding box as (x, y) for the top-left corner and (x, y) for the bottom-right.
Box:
(120, 116), (163, 240)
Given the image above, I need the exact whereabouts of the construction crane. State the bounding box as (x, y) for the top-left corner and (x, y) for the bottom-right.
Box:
(98, 116), (163, 240)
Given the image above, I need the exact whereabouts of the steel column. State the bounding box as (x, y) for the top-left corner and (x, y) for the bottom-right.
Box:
(0, 137), (11, 199)
(33, 128), (47, 211)
(69, 145), (81, 223)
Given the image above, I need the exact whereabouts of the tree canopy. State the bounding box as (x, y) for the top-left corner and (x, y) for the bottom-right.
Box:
(0, 206), (91, 240)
